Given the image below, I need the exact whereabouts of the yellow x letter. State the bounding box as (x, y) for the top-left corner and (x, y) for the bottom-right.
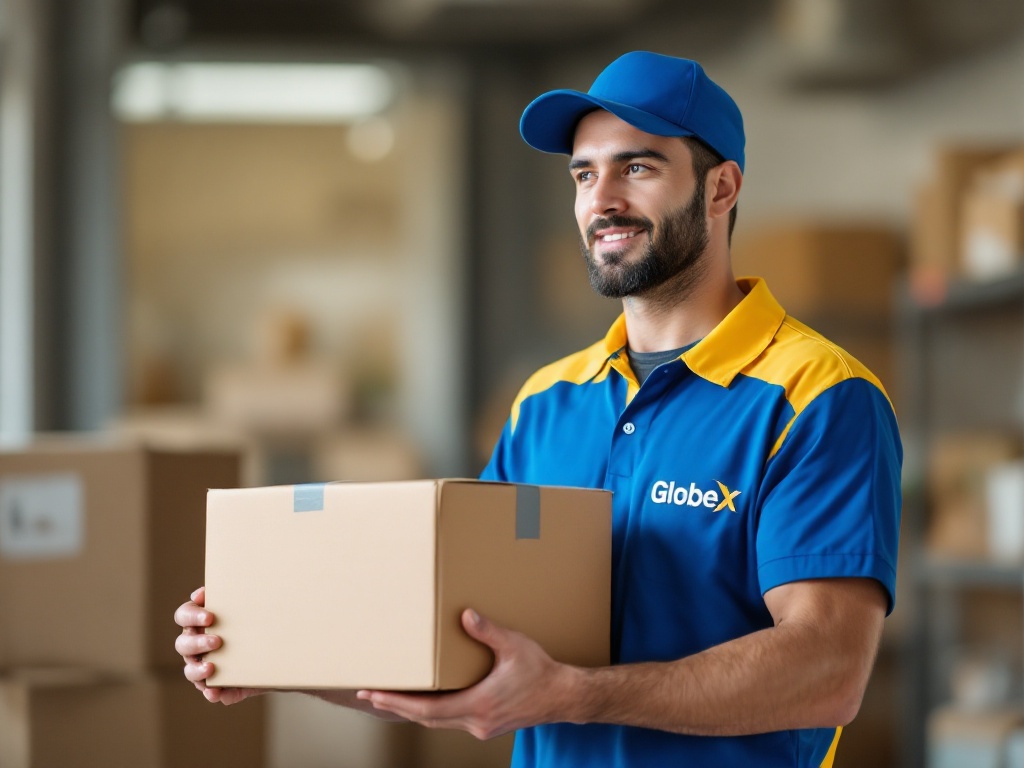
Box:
(714, 481), (741, 512)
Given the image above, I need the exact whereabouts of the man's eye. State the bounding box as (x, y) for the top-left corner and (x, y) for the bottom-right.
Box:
(628, 164), (644, 174)
(576, 171), (593, 183)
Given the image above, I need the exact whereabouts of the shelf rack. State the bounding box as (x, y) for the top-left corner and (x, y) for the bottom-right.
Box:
(898, 268), (1024, 768)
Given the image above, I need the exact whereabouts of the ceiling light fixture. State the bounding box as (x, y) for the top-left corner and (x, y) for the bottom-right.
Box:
(112, 62), (395, 123)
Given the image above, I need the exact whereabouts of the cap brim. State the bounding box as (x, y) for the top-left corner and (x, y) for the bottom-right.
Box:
(519, 89), (694, 155)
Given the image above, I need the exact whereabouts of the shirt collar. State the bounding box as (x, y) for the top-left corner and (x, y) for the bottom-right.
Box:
(682, 277), (786, 387)
(596, 277), (786, 388)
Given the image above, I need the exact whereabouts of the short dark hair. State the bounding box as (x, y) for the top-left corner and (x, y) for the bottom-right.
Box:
(682, 137), (738, 243)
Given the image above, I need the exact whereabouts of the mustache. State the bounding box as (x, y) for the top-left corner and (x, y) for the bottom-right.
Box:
(585, 215), (653, 242)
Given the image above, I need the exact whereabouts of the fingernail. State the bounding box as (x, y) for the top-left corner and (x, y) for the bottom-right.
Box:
(196, 611), (208, 623)
(468, 609), (480, 625)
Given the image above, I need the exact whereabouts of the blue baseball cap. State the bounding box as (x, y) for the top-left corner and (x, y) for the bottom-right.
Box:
(519, 51), (745, 172)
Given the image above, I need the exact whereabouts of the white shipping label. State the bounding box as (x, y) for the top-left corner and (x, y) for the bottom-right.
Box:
(0, 474), (84, 560)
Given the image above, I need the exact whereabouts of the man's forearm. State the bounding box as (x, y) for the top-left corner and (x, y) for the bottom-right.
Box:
(565, 625), (856, 736)
(562, 581), (885, 736)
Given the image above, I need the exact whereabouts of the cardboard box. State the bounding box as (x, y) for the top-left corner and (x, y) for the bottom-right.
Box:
(206, 480), (611, 690)
(961, 152), (1024, 280)
(0, 669), (264, 768)
(911, 144), (1019, 280)
(730, 223), (905, 319)
(107, 405), (264, 486)
(0, 440), (240, 672)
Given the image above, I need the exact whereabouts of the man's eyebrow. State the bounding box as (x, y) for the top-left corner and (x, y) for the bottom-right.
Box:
(568, 148), (670, 171)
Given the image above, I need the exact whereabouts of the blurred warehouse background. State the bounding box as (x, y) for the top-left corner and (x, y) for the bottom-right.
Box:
(3, 0), (1024, 766)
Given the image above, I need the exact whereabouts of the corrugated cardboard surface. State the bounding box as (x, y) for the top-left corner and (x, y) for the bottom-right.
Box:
(0, 441), (240, 672)
(206, 479), (611, 691)
(0, 670), (264, 768)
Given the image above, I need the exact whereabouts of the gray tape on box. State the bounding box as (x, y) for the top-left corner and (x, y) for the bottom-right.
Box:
(515, 484), (541, 539)
(293, 483), (326, 513)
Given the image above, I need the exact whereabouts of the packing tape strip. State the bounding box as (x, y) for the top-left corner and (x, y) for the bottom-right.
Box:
(515, 484), (541, 539)
(293, 483), (327, 513)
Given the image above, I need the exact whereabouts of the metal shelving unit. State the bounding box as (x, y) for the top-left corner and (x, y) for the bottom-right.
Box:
(898, 270), (1024, 768)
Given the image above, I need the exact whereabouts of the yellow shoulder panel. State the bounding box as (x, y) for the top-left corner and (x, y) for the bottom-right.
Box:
(742, 317), (891, 459)
(510, 339), (613, 433)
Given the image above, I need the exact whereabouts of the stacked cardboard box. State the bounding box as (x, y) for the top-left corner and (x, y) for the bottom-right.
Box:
(0, 669), (263, 768)
(0, 439), (266, 767)
(107, 405), (263, 485)
(910, 143), (1024, 295)
(960, 150), (1024, 280)
(910, 146), (1016, 279)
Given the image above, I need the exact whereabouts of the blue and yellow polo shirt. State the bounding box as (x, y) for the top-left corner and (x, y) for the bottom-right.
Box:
(480, 277), (902, 768)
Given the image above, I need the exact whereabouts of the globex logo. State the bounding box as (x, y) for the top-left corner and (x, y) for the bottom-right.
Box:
(650, 480), (742, 512)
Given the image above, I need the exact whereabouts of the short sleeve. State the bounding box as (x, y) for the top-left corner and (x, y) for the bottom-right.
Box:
(479, 418), (513, 482)
(756, 377), (903, 613)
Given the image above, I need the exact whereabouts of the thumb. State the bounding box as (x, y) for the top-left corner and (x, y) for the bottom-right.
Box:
(461, 608), (506, 650)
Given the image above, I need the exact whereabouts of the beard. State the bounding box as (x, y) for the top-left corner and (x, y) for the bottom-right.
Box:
(579, 183), (709, 299)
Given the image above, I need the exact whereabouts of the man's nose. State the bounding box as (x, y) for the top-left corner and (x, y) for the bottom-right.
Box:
(588, 176), (627, 217)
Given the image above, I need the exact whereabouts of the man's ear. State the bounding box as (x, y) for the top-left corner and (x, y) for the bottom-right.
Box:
(707, 161), (742, 221)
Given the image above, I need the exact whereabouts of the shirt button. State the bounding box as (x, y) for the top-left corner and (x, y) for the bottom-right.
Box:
(623, 422), (636, 435)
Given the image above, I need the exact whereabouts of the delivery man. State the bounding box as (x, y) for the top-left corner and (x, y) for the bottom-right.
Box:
(176, 51), (901, 768)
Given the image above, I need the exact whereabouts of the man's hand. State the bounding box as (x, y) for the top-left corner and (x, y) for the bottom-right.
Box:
(173, 586), (263, 706)
(357, 609), (580, 740)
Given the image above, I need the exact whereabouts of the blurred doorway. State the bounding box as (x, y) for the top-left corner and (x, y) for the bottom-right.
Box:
(115, 59), (469, 477)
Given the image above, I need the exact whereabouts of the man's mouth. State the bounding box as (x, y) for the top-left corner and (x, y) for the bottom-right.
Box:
(586, 217), (652, 252)
(600, 231), (641, 243)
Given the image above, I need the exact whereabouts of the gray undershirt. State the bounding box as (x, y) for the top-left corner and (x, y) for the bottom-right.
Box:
(627, 340), (700, 387)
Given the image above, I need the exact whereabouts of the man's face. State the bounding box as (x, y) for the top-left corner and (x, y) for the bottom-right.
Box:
(570, 110), (709, 299)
